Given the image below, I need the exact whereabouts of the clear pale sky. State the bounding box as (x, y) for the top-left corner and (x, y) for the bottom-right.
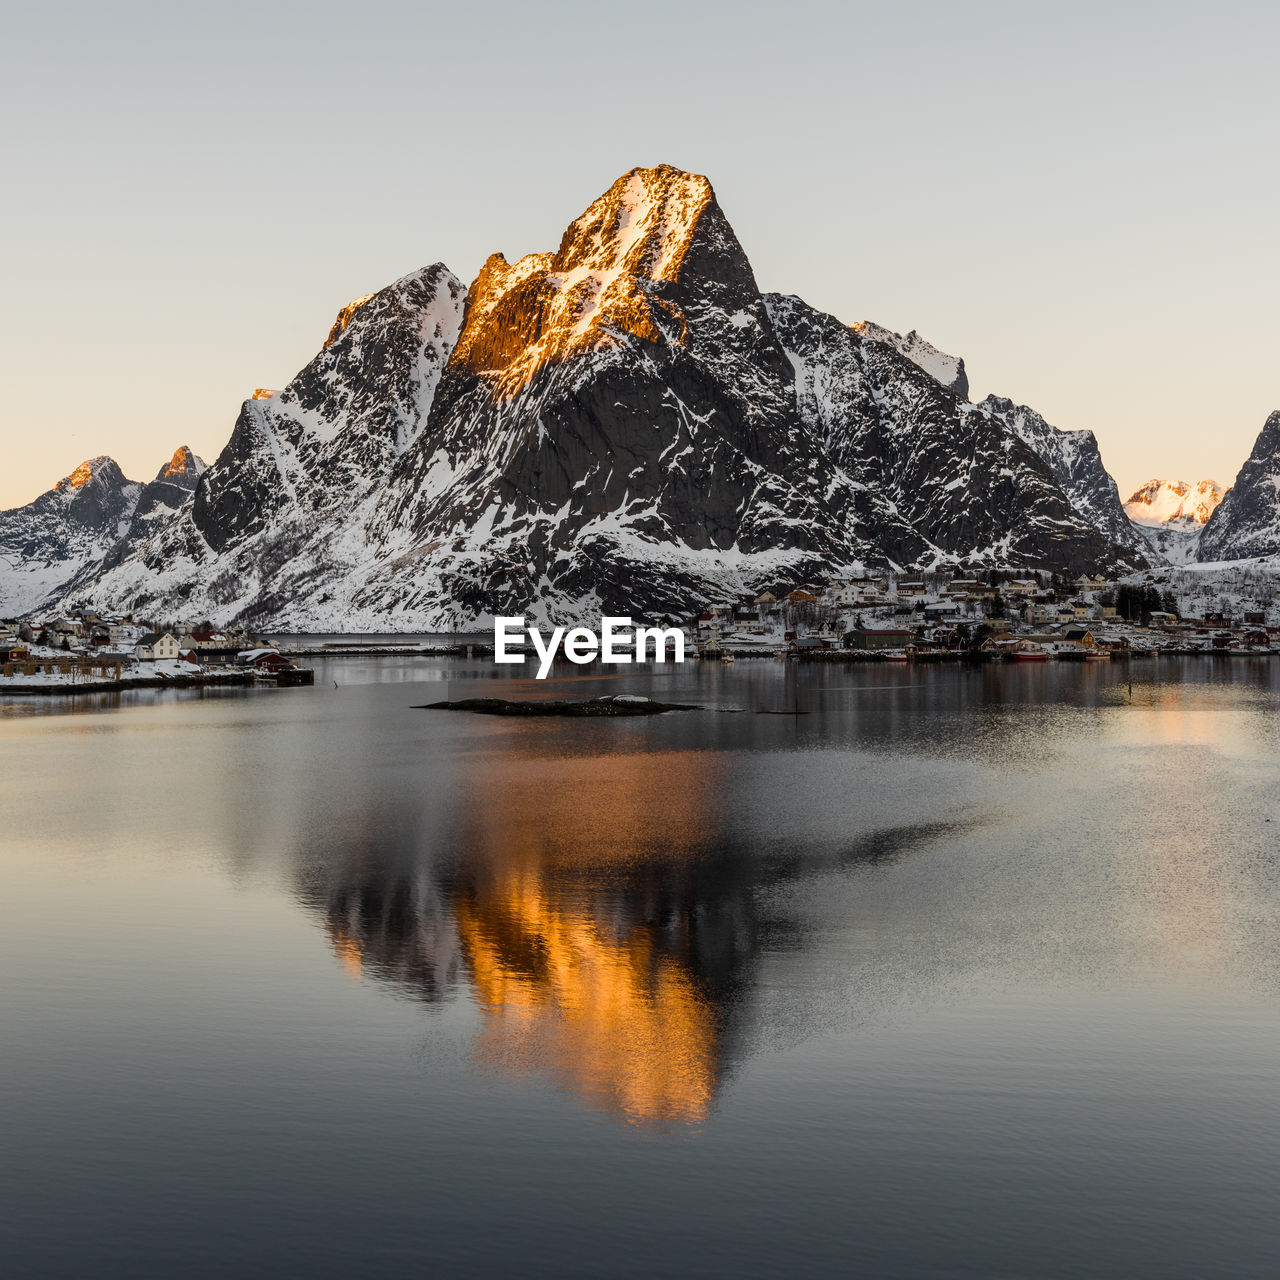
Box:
(2, 0), (1277, 508)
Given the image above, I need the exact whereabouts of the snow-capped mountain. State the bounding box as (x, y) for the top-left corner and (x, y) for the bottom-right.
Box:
(0, 450), (207, 615)
(767, 297), (1138, 574)
(110, 447), (209, 563)
(1198, 412), (1280, 562)
(74, 264), (468, 626)
(20, 165), (1152, 628)
(0, 458), (142, 616)
(1121, 477), (1226, 565)
(1125, 479), (1226, 528)
(852, 322), (969, 397)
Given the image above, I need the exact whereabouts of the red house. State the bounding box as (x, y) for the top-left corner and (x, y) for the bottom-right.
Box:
(240, 649), (291, 672)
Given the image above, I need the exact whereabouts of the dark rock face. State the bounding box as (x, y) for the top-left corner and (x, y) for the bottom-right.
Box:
(101, 447), (207, 570)
(1198, 411), (1280, 561)
(372, 168), (861, 621)
(768, 298), (1145, 575)
(88, 264), (469, 627)
(363, 168), (1143, 623)
(975, 395), (1151, 560)
(49, 166), (1149, 628)
(49, 458), (137, 529)
(191, 403), (284, 556)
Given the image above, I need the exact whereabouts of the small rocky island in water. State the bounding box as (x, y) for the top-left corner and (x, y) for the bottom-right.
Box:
(416, 695), (700, 717)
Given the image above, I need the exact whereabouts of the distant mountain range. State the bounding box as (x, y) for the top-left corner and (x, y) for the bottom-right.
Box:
(0, 448), (205, 617)
(1, 165), (1276, 626)
(1123, 478), (1228, 565)
(1125, 478), (1227, 529)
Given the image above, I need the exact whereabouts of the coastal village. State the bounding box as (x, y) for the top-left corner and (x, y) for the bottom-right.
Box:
(0, 611), (310, 692)
(685, 567), (1280, 662)
(2, 563), (1279, 694)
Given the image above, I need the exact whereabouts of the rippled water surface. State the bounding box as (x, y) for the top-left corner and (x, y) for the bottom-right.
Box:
(3, 656), (1280, 1277)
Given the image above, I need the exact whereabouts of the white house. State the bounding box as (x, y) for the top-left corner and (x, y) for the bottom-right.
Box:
(135, 631), (181, 661)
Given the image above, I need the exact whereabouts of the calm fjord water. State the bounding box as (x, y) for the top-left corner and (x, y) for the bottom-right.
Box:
(3, 656), (1280, 1278)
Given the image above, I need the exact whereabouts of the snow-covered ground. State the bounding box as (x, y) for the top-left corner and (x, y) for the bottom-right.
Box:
(0, 656), (226, 689)
(1126, 559), (1280, 622)
(1130, 522), (1203, 566)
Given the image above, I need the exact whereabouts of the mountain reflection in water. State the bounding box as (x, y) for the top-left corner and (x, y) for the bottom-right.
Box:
(11, 658), (1280, 1278)
(306, 734), (973, 1127)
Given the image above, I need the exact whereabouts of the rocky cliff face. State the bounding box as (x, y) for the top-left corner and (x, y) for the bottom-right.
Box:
(99, 447), (208, 572)
(974, 396), (1151, 559)
(1198, 412), (1280, 561)
(365, 167), (866, 623)
(769, 297), (1143, 574)
(81, 264), (468, 624)
(30, 165), (1151, 628)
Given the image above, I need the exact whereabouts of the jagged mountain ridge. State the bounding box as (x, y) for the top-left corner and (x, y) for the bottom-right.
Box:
(363, 169), (874, 622)
(0, 450), (205, 616)
(18, 165), (1153, 627)
(76, 265), (469, 623)
(1198, 412), (1280, 562)
(104, 447), (209, 570)
(767, 297), (1138, 573)
(852, 322), (968, 398)
(972, 395), (1152, 561)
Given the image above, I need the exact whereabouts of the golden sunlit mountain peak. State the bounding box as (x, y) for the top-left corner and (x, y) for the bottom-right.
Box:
(54, 456), (117, 493)
(324, 292), (376, 348)
(448, 165), (726, 392)
(162, 446), (192, 478)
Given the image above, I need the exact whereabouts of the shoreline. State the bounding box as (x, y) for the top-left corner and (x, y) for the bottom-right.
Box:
(278, 644), (489, 657)
(278, 645), (1277, 665)
(0, 672), (260, 697)
(4, 648), (1272, 696)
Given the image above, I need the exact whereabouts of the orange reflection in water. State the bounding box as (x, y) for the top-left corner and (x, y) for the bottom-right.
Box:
(457, 874), (718, 1127)
(1123, 702), (1233, 750)
(1113, 687), (1237, 975)
(453, 741), (727, 1127)
(329, 923), (365, 979)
